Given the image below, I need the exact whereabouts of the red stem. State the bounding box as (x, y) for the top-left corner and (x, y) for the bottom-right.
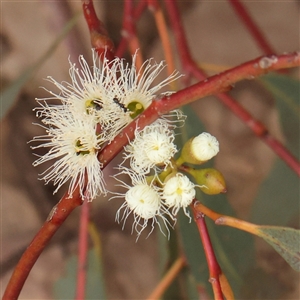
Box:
(121, 0), (144, 67)
(191, 201), (224, 300)
(115, 0), (147, 58)
(99, 52), (300, 174)
(227, 0), (275, 55)
(2, 191), (83, 300)
(164, 0), (300, 176)
(75, 200), (90, 300)
(81, 0), (115, 61)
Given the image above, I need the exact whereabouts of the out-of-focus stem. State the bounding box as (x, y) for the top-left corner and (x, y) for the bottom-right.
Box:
(146, 256), (186, 300)
(99, 52), (300, 174)
(115, 0), (147, 58)
(148, 0), (176, 84)
(227, 0), (275, 55)
(81, 0), (115, 61)
(122, 0), (143, 68)
(75, 200), (90, 300)
(2, 190), (83, 300)
(164, 0), (300, 176)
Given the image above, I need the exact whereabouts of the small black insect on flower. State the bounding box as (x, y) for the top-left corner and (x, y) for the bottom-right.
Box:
(113, 97), (128, 113)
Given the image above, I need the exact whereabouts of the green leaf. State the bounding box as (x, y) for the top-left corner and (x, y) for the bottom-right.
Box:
(0, 13), (79, 119)
(53, 248), (106, 299)
(250, 159), (299, 226)
(257, 226), (300, 272)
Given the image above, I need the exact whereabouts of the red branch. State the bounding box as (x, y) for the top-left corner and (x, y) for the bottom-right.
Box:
(99, 52), (300, 175)
(115, 0), (147, 58)
(164, 0), (300, 176)
(2, 191), (83, 300)
(118, 0), (144, 69)
(82, 0), (115, 61)
(227, 0), (275, 55)
(191, 201), (224, 300)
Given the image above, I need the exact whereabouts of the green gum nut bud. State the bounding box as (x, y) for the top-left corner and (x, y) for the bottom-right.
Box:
(180, 138), (204, 165)
(190, 168), (226, 195)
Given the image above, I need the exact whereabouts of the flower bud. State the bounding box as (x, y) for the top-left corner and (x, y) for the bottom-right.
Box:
(179, 133), (219, 165)
(190, 168), (226, 195)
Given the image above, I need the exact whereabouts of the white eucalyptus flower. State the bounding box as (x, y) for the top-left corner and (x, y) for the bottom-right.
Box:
(123, 119), (177, 174)
(162, 172), (196, 219)
(31, 106), (105, 200)
(32, 49), (184, 204)
(111, 168), (174, 238)
(113, 52), (182, 120)
(36, 50), (131, 142)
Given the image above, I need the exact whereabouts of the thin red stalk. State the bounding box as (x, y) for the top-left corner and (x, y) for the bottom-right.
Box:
(99, 52), (300, 171)
(81, 0), (115, 61)
(146, 256), (186, 300)
(75, 200), (90, 300)
(191, 201), (224, 300)
(115, 0), (147, 58)
(147, 0), (176, 80)
(228, 0), (275, 55)
(135, 0), (148, 17)
(164, 1), (300, 176)
(191, 68), (300, 176)
(122, 0), (135, 40)
(2, 191), (83, 300)
(122, 0), (143, 67)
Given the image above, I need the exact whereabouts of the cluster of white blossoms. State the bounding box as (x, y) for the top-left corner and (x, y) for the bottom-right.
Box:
(112, 117), (220, 237)
(31, 50), (181, 201)
(31, 49), (221, 238)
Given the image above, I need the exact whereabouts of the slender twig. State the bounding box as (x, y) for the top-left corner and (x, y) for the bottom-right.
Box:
(193, 201), (266, 238)
(75, 200), (90, 300)
(146, 256), (186, 300)
(115, 0), (147, 58)
(0, 229), (77, 279)
(81, 0), (115, 60)
(99, 52), (300, 173)
(122, 0), (143, 68)
(191, 201), (224, 300)
(227, 0), (275, 55)
(147, 0), (176, 82)
(2, 190), (83, 300)
(164, 0), (299, 176)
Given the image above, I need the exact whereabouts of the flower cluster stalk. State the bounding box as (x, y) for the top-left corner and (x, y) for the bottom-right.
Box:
(191, 202), (224, 300)
(82, 0), (115, 61)
(100, 52), (300, 172)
